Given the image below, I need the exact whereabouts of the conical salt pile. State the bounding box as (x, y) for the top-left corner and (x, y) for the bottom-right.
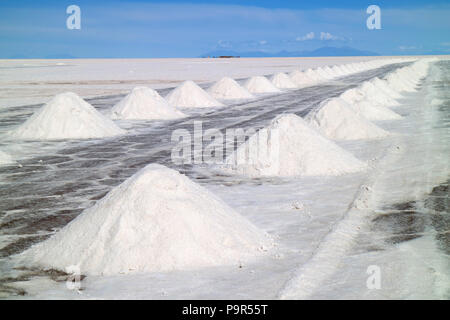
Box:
(349, 100), (403, 121)
(370, 78), (403, 99)
(8, 92), (126, 140)
(323, 66), (336, 78)
(244, 76), (282, 94)
(385, 73), (417, 93)
(270, 73), (298, 89)
(289, 70), (316, 87)
(338, 65), (353, 75)
(345, 63), (359, 73)
(166, 80), (224, 108)
(307, 98), (390, 140)
(221, 114), (367, 177)
(340, 88), (366, 104)
(315, 67), (334, 79)
(330, 65), (346, 77)
(21, 164), (271, 275)
(111, 87), (186, 120)
(359, 82), (401, 106)
(207, 77), (254, 100)
(304, 69), (325, 82)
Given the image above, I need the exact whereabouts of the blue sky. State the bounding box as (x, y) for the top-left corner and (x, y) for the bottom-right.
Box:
(0, 0), (449, 58)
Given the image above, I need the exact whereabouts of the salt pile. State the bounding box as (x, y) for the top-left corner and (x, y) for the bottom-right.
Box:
(352, 63), (366, 71)
(243, 76), (281, 94)
(221, 114), (367, 177)
(0, 151), (14, 165)
(8, 92), (126, 140)
(307, 98), (390, 140)
(359, 82), (400, 106)
(339, 65), (353, 75)
(341, 64), (354, 73)
(343, 64), (357, 73)
(330, 65), (346, 77)
(384, 59), (432, 93)
(323, 66), (336, 78)
(289, 70), (316, 87)
(315, 67), (334, 80)
(385, 73), (417, 93)
(207, 77), (254, 100)
(340, 88), (366, 104)
(270, 73), (298, 89)
(340, 81), (402, 108)
(21, 164), (271, 275)
(384, 62), (426, 93)
(360, 62), (370, 70)
(370, 77), (403, 99)
(304, 69), (325, 82)
(166, 80), (224, 108)
(111, 87), (186, 120)
(349, 100), (402, 121)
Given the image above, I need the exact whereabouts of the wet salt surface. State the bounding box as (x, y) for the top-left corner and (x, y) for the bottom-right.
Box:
(307, 180), (449, 300)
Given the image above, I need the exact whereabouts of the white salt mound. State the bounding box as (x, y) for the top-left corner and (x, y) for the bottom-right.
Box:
(0, 151), (14, 165)
(330, 65), (346, 77)
(307, 98), (390, 140)
(8, 92), (126, 140)
(21, 164), (271, 275)
(346, 64), (359, 73)
(111, 87), (185, 120)
(289, 70), (316, 87)
(323, 66), (336, 78)
(315, 67), (334, 79)
(340, 88), (366, 104)
(270, 73), (298, 89)
(349, 99), (402, 121)
(339, 65), (352, 74)
(304, 69), (325, 82)
(385, 73), (417, 93)
(244, 76), (282, 94)
(207, 77), (254, 100)
(359, 82), (400, 106)
(370, 77), (403, 99)
(166, 80), (224, 108)
(221, 114), (367, 177)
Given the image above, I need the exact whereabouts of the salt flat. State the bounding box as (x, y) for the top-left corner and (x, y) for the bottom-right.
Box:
(0, 57), (403, 109)
(0, 57), (448, 300)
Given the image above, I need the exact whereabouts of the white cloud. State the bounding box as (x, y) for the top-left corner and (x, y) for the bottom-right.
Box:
(320, 32), (338, 40)
(259, 40), (268, 45)
(217, 40), (232, 48)
(296, 32), (315, 41)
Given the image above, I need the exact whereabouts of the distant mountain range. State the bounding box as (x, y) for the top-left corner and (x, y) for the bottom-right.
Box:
(6, 46), (380, 59)
(201, 46), (380, 58)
